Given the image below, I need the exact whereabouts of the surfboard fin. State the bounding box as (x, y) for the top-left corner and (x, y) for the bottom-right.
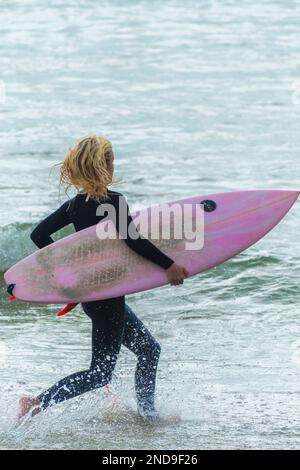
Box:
(56, 303), (78, 317)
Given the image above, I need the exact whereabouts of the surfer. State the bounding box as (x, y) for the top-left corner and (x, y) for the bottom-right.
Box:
(18, 135), (188, 421)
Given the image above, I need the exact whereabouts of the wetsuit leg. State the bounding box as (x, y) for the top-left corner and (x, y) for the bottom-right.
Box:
(38, 297), (125, 409)
(122, 304), (161, 414)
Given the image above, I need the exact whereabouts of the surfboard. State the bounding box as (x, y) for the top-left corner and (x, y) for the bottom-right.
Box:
(4, 190), (299, 304)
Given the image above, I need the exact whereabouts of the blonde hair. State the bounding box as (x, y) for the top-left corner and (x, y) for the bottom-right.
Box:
(60, 135), (113, 201)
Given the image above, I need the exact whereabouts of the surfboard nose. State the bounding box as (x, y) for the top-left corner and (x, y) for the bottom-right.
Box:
(256, 189), (299, 201)
(200, 189), (299, 251)
(290, 190), (300, 199)
(201, 189), (299, 221)
(275, 190), (300, 198)
(272, 190), (300, 206)
(243, 189), (299, 220)
(239, 190), (299, 238)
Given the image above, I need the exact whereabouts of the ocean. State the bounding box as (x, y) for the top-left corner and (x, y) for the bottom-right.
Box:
(0, 0), (299, 450)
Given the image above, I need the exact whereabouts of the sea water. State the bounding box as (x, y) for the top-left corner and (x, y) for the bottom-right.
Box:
(0, 0), (300, 450)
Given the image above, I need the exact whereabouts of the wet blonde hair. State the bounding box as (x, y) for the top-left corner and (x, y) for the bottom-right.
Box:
(60, 135), (113, 201)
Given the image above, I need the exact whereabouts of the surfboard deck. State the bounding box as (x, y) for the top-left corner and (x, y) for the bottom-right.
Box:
(4, 190), (299, 304)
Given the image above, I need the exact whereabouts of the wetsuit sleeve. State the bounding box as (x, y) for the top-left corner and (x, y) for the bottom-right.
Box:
(30, 201), (71, 249)
(112, 194), (174, 270)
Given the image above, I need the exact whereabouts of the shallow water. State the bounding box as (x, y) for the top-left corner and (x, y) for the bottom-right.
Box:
(0, 0), (300, 450)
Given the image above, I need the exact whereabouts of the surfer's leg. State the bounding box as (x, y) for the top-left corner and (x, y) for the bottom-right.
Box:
(86, 297), (125, 372)
(37, 298), (125, 410)
(122, 304), (161, 418)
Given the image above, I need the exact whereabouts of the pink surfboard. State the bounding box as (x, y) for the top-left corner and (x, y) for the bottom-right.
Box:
(4, 190), (299, 304)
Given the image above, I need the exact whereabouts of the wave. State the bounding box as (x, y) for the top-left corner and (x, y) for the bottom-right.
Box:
(0, 222), (73, 273)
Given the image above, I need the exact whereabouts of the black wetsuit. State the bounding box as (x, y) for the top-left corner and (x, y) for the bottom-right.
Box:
(30, 190), (174, 415)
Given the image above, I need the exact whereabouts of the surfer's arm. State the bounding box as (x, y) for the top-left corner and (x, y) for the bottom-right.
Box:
(30, 201), (71, 248)
(113, 195), (174, 270)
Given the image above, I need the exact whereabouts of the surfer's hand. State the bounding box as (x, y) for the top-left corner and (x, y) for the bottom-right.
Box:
(166, 263), (188, 286)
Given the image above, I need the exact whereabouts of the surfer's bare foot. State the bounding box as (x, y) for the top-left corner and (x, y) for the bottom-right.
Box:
(18, 396), (41, 420)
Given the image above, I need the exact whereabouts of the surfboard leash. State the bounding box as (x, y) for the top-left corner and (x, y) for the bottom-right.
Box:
(7, 283), (16, 300)
(0, 284), (16, 304)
